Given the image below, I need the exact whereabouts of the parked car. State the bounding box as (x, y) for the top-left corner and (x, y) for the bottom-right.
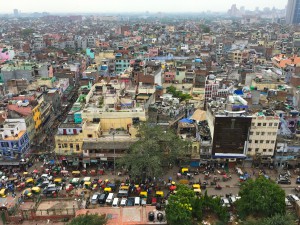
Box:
(127, 197), (135, 206)
(98, 193), (107, 204)
(221, 197), (230, 208)
(277, 179), (291, 184)
(91, 193), (100, 205)
(296, 176), (300, 184)
(285, 197), (293, 208)
(112, 198), (120, 207)
(120, 198), (127, 207)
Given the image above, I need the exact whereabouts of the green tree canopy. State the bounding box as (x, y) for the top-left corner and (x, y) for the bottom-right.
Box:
(237, 176), (286, 218)
(117, 123), (188, 178)
(166, 185), (195, 225)
(166, 86), (192, 102)
(67, 214), (107, 225)
(241, 213), (296, 225)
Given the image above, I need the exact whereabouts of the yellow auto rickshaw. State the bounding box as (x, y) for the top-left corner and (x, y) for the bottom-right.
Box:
(31, 187), (41, 194)
(25, 178), (35, 187)
(72, 171), (80, 177)
(120, 185), (129, 190)
(23, 188), (32, 198)
(0, 189), (7, 198)
(23, 172), (30, 177)
(54, 178), (62, 186)
(140, 191), (147, 198)
(181, 168), (189, 175)
(192, 184), (200, 190)
(194, 189), (201, 195)
(83, 181), (91, 189)
(104, 187), (112, 193)
(156, 191), (164, 197)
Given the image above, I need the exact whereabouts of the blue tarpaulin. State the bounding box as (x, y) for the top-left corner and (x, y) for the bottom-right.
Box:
(179, 118), (194, 124)
(234, 90), (243, 95)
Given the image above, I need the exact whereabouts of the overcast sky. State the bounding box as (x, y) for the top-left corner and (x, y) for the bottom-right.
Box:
(1, 0), (288, 13)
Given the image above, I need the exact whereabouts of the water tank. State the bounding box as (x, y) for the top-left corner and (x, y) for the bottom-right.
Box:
(148, 212), (155, 221)
(157, 213), (164, 221)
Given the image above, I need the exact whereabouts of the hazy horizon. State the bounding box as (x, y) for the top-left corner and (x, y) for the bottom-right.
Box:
(1, 0), (287, 13)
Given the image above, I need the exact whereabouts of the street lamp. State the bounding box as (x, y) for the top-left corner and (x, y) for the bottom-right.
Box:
(109, 129), (118, 175)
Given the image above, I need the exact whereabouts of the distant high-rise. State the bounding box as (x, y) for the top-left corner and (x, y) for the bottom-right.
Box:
(13, 9), (18, 17)
(286, 0), (300, 24)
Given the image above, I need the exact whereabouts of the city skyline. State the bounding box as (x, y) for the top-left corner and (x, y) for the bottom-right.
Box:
(1, 0), (288, 13)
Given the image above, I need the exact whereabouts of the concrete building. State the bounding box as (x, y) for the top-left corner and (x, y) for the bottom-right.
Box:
(0, 119), (30, 160)
(247, 111), (280, 157)
(286, 0), (300, 24)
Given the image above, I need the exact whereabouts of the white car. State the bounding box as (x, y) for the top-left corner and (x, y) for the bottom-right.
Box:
(221, 197), (230, 208)
(120, 198), (127, 207)
(1, 176), (8, 182)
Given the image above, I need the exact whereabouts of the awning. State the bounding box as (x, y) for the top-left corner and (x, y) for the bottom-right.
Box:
(91, 159), (98, 163)
(100, 158), (107, 161)
(72, 161), (79, 166)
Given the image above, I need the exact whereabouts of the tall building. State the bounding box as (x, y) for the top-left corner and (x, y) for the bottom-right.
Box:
(13, 9), (18, 17)
(286, 0), (300, 24)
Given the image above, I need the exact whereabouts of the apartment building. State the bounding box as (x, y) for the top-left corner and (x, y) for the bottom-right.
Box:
(247, 111), (279, 157)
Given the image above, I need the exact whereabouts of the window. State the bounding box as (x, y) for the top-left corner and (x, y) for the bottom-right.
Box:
(260, 140), (264, 143)
(258, 123), (261, 126)
(266, 140), (270, 144)
(250, 132), (254, 135)
(263, 149), (267, 152)
(251, 123), (255, 126)
(58, 144), (62, 148)
(87, 134), (93, 138)
(70, 144), (73, 148)
(63, 143), (67, 148)
(255, 148), (259, 152)
(76, 144), (80, 151)
(255, 140), (258, 143)
(256, 132), (260, 135)
(271, 141), (275, 144)
(248, 148), (252, 151)
(261, 132), (265, 135)
(1, 142), (9, 147)
(269, 123), (273, 126)
(273, 132), (277, 135)
(267, 132), (271, 135)
(269, 149), (273, 152)
(274, 123), (278, 127)
(263, 123), (266, 126)
(248, 140), (252, 143)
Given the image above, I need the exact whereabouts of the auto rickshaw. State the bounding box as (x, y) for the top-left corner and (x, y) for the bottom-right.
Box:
(83, 181), (91, 189)
(120, 185), (129, 191)
(0, 188), (7, 198)
(156, 191), (164, 198)
(90, 169), (96, 176)
(70, 178), (80, 186)
(23, 188), (32, 198)
(60, 170), (69, 177)
(98, 169), (104, 175)
(23, 172), (30, 177)
(81, 170), (87, 176)
(66, 184), (74, 192)
(31, 187), (41, 194)
(194, 189), (201, 195)
(192, 184), (200, 190)
(54, 178), (62, 186)
(140, 191), (147, 198)
(17, 182), (25, 191)
(25, 178), (35, 187)
(72, 171), (80, 177)
(104, 187), (112, 193)
(92, 183), (99, 191)
(181, 168), (189, 175)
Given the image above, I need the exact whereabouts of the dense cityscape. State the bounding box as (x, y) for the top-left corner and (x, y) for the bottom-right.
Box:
(0, 0), (300, 224)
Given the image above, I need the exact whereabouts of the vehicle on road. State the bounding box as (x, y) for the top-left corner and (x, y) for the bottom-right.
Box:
(91, 193), (100, 205)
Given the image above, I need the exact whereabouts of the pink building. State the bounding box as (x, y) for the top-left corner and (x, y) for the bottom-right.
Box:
(164, 71), (175, 83)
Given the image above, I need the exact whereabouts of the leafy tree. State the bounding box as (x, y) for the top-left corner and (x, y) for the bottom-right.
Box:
(241, 213), (296, 225)
(67, 214), (107, 225)
(117, 123), (188, 178)
(166, 86), (192, 102)
(166, 185), (195, 225)
(237, 176), (286, 219)
(21, 28), (34, 37)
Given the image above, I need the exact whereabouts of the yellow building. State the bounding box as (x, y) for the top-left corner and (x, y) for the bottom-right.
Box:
(32, 105), (41, 130)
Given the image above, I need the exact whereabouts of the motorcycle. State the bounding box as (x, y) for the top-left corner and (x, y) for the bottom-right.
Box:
(215, 185), (222, 190)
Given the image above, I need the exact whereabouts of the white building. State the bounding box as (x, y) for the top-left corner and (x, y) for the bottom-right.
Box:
(247, 111), (280, 156)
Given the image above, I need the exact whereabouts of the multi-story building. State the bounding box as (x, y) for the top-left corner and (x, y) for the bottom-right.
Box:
(247, 111), (280, 157)
(286, 0), (300, 24)
(0, 119), (30, 160)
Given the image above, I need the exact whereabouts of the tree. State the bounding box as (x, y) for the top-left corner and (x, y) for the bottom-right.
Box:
(237, 176), (286, 218)
(67, 214), (107, 225)
(117, 123), (188, 178)
(166, 185), (195, 225)
(241, 214), (296, 225)
(166, 86), (192, 102)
